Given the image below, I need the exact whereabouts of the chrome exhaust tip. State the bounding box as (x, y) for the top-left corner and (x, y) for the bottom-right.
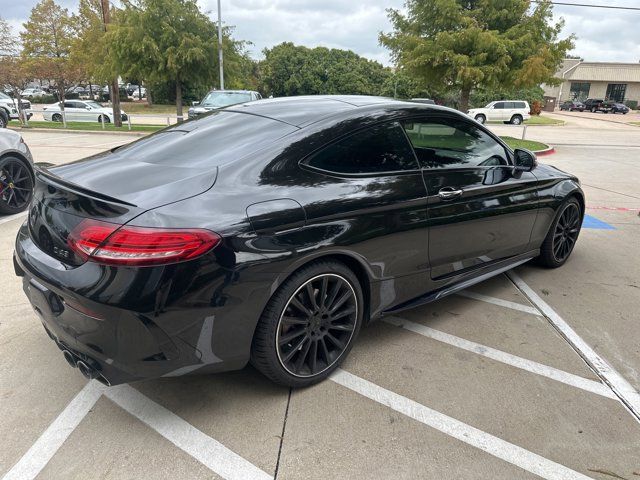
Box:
(77, 361), (98, 380)
(62, 350), (78, 368)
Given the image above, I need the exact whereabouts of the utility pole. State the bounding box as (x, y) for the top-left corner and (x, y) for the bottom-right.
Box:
(217, 0), (224, 90)
(101, 0), (122, 127)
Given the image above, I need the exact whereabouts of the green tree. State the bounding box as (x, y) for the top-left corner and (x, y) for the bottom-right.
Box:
(108, 0), (247, 117)
(380, 0), (574, 112)
(21, 0), (84, 115)
(260, 42), (392, 97)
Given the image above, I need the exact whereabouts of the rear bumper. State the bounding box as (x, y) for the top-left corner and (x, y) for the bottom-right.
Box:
(14, 221), (272, 385)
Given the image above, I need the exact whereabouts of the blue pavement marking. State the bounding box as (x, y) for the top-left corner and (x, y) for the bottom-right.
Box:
(582, 214), (616, 230)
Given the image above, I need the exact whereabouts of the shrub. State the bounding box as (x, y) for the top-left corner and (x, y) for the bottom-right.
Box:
(625, 100), (638, 110)
(29, 94), (57, 104)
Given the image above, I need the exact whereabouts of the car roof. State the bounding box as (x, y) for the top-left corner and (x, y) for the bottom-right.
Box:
(224, 95), (421, 127)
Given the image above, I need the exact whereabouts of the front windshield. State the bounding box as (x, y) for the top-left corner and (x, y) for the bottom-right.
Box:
(201, 91), (252, 108)
(84, 101), (102, 109)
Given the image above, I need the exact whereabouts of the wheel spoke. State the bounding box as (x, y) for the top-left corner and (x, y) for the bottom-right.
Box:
(282, 334), (309, 363)
(309, 340), (318, 374)
(328, 291), (351, 315)
(325, 281), (341, 308)
(294, 337), (312, 373)
(328, 323), (354, 332)
(319, 338), (330, 363)
(279, 328), (306, 345)
(290, 296), (313, 316)
(330, 306), (355, 322)
(325, 332), (345, 350)
(319, 276), (328, 308)
(305, 283), (319, 311)
(281, 316), (309, 326)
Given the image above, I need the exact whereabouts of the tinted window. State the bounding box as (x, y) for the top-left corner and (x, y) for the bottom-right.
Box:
(307, 122), (419, 175)
(493, 102), (506, 109)
(504, 102), (515, 109)
(402, 117), (509, 169)
(514, 102), (527, 108)
(110, 111), (298, 168)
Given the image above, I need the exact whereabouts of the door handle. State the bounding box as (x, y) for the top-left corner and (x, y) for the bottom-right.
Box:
(438, 187), (463, 200)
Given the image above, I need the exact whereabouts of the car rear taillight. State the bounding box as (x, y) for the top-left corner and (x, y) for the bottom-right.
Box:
(67, 219), (220, 266)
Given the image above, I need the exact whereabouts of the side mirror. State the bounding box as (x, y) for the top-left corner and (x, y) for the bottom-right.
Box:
(192, 101), (200, 106)
(513, 148), (537, 172)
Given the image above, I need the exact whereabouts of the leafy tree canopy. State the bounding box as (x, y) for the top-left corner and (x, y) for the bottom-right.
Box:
(380, 0), (574, 111)
(260, 42), (392, 97)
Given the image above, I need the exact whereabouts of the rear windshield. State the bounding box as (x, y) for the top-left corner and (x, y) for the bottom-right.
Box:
(112, 111), (298, 168)
(201, 91), (253, 108)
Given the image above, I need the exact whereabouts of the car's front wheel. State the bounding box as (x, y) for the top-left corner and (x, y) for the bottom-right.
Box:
(510, 115), (523, 125)
(98, 115), (110, 124)
(537, 198), (582, 268)
(52, 113), (62, 122)
(474, 114), (486, 124)
(251, 260), (363, 387)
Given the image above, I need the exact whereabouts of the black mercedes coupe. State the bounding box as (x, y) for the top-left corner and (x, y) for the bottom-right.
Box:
(14, 96), (584, 387)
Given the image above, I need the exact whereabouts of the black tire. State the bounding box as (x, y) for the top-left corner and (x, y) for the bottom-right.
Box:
(0, 109), (7, 128)
(591, 108), (596, 113)
(510, 114), (523, 125)
(0, 156), (34, 214)
(52, 113), (62, 122)
(251, 260), (364, 387)
(474, 114), (486, 124)
(98, 115), (110, 124)
(536, 197), (582, 268)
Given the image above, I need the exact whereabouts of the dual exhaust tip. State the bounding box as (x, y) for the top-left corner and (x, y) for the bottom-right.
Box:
(62, 349), (110, 386)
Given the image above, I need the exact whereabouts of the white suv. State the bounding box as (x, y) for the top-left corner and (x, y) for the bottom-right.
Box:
(468, 100), (530, 125)
(0, 92), (32, 122)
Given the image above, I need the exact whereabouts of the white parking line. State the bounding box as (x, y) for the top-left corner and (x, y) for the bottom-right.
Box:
(2, 381), (106, 480)
(456, 290), (542, 316)
(331, 369), (594, 480)
(507, 271), (640, 422)
(104, 385), (273, 480)
(0, 211), (27, 226)
(383, 316), (616, 399)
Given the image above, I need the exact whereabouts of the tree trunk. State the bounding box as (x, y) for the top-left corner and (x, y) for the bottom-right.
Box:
(460, 86), (471, 113)
(146, 85), (153, 106)
(111, 78), (122, 127)
(176, 80), (183, 121)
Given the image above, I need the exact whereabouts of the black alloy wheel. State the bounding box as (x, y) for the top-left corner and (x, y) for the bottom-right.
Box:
(251, 260), (363, 387)
(52, 113), (62, 122)
(277, 273), (358, 378)
(537, 198), (582, 268)
(0, 157), (34, 214)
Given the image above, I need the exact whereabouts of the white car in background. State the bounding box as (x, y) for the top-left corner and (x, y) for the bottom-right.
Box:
(468, 100), (530, 125)
(0, 92), (32, 122)
(43, 100), (128, 124)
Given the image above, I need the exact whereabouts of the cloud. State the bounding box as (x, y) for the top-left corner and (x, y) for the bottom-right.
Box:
(4, 0), (640, 66)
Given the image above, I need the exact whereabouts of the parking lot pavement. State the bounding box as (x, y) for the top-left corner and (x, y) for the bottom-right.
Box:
(2, 130), (640, 480)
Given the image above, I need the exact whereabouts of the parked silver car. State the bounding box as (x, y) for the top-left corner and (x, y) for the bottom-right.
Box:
(0, 129), (34, 214)
(43, 100), (128, 124)
(188, 90), (262, 118)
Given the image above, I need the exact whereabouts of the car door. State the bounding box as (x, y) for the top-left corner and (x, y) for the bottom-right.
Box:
(400, 114), (539, 280)
(299, 121), (430, 310)
(488, 102), (505, 121)
(62, 101), (81, 121)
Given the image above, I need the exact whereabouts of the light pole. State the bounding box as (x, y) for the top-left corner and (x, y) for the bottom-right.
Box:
(217, 0), (224, 90)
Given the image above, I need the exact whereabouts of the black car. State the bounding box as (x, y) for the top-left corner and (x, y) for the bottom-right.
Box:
(14, 96), (584, 388)
(610, 103), (630, 114)
(559, 100), (585, 112)
(583, 98), (612, 113)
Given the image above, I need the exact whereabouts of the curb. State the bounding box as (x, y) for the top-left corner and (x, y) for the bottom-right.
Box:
(533, 146), (555, 156)
(8, 126), (150, 137)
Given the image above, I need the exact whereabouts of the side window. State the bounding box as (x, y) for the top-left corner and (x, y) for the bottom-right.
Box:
(515, 102), (526, 109)
(493, 102), (505, 109)
(306, 122), (419, 175)
(401, 117), (510, 169)
(504, 102), (515, 109)
(63, 101), (75, 109)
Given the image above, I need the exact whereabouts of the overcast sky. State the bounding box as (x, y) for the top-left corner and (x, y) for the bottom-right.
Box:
(4, 0), (640, 65)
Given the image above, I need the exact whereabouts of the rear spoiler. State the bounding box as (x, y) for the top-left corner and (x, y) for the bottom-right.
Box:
(34, 165), (138, 208)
